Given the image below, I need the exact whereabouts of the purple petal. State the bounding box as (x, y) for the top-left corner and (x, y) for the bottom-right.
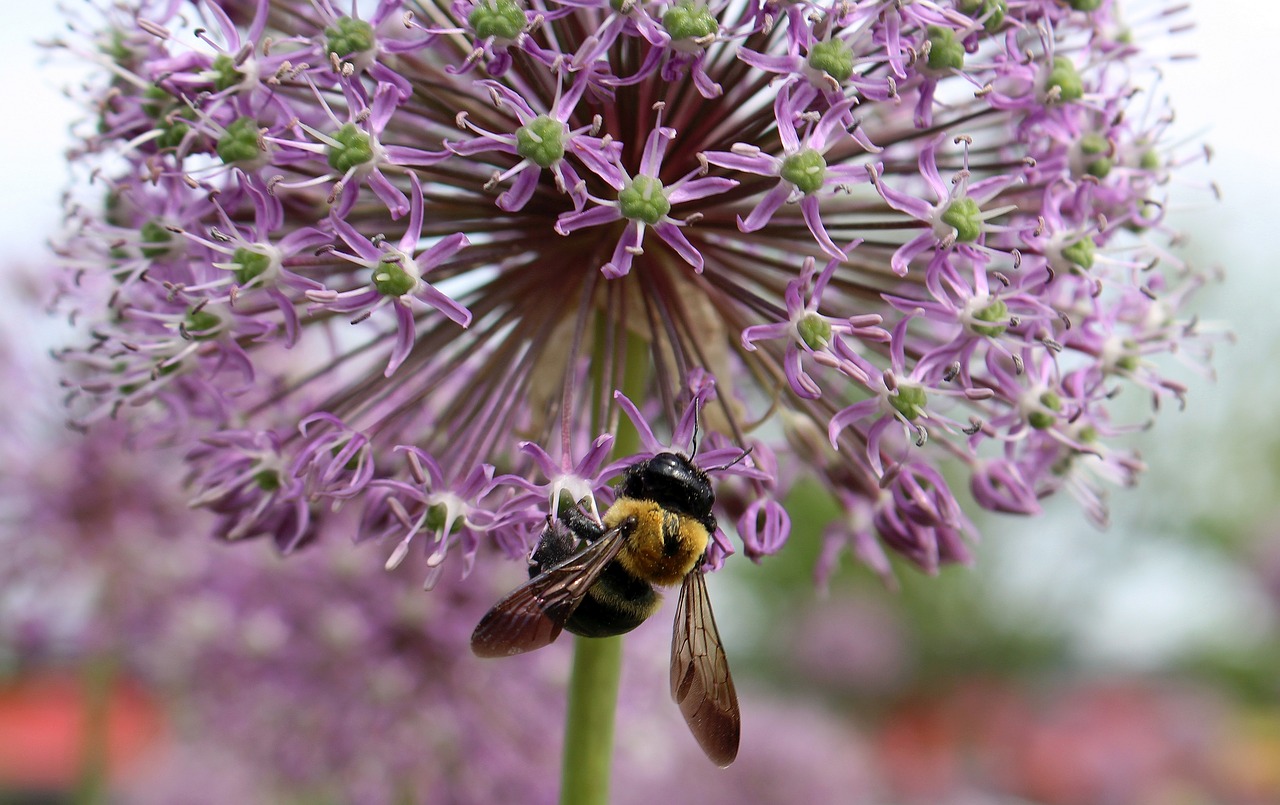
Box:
(419, 232), (470, 271)
(331, 216), (380, 262)
(418, 282), (472, 328)
(612, 390), (664, 455)
(739, 181), (790, 232)
(785, 343), (821, 399)
(497, 166), (540, 211)
(654, 222), (703, 272)
(701, 150), (780, 176)
(736, 48), (802, 75)
(666, 176), (738, 204)
(800, 195), (846, 260)
(639, 125), (676, 177)
(828, 400), (879, 448)
(386, 303), (417, 376)
(555, 204), (620, 235)
(741, 321), (791, 350)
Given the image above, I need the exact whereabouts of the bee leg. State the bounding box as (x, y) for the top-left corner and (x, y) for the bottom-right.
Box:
(558, 504), (606, 543)
(528, 517), (580, 578)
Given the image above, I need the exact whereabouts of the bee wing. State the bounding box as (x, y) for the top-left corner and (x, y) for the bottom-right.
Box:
(470, 524), (628, 658)
(670, 567), (740, 767)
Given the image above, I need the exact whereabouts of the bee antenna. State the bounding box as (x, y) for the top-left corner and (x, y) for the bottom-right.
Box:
(711, 445), (753, 473)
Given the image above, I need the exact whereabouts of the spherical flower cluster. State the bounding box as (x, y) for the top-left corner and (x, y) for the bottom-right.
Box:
(54, 0), (1216, 584)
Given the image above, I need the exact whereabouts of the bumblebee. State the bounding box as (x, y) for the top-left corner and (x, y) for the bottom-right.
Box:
(471, 451), (740, 766)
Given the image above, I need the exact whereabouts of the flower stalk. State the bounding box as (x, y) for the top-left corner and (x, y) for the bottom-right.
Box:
(561, 634), (624, 805)
(558, 326), (650, 801)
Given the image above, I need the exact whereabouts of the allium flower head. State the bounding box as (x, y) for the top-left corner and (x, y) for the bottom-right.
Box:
(54, 0), (1219, 583)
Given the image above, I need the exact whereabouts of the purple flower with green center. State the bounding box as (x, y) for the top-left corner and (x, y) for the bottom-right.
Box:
(871, 134), (1020, 276)
(447, 76), (621, 211)
(369, 446), (500, 588)
(703, 93), (874, 260)
(554, 105), (737, 276)
(309, 172), (471, 375)
(740, 253), (890, 399)
(271, 79), (453, 218)
(608, 0), (728, 98)
(53, 0), (1219, 601)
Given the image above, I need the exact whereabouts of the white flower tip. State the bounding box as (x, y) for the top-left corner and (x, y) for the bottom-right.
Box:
(385, 539), (411, 570)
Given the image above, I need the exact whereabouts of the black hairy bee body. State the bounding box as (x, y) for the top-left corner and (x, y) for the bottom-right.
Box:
(471, 450), (741, 766)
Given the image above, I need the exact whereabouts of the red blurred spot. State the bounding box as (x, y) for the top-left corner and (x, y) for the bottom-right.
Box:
(0, 672), (165, 789)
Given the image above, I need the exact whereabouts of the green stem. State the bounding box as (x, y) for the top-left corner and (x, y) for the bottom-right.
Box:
(73, 656), (115, 805)
(559, 325), (650, 805)
(559, 635), (624, 805)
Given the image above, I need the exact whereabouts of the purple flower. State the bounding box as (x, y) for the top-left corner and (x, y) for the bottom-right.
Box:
(703, 92), (875, 259)
(554, 105), (738, 277)
(308, 172), (471, 375)
(54, 0), (1219, 586)
(446, 76), (621, 211)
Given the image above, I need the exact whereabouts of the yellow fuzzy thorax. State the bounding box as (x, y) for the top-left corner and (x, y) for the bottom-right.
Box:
(603, 498), (708, 587)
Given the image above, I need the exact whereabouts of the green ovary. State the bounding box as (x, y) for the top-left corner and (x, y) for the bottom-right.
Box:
(617, 176), (670, 224)
(325, 17), (375, 57)
(780, 149), (827, 195)
(958, 0), (1007, 31)
(373, 259), (416, 296)
(663, 1), (717, 41)
(926, 26), (964, 72)
(185, 309), (222, 339)
(140, 220), (175, 259)
(211, 53), (243, 92)
(1062, 237), (1096, 270)
(1028, 391), (1062, 429)
(890, 385), (927, 420)
(941, 197), (983, 243)
(515, 116), (565, 168)
(807, 39), (853, 83)
(217, 117), (263, 165)
(232, 247), (272, 285)
(797, 313), (832, 350)
(469, 0), (526, 40)
(971, 299), (1007, 336)
(327, 123), (374, 172)
(1046, 56), (1084, 102)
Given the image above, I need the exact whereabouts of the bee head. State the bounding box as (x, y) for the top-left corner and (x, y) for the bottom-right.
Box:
(618, 452), (716, 534)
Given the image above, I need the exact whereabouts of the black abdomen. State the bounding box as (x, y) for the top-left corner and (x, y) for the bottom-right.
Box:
(565, 562), (660, 638)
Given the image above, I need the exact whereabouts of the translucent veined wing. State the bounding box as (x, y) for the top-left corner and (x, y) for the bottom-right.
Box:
(670, 566), (740, 766)
(470, 522), (629, 658)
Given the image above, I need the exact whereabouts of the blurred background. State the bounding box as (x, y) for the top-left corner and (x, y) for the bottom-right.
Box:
(2, 3), (1277, 803)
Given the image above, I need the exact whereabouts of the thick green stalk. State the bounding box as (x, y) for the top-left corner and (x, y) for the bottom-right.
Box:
(72, 656), (114, 805)
(559, 634), (624, 805)
(558, 327), (649, 805)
